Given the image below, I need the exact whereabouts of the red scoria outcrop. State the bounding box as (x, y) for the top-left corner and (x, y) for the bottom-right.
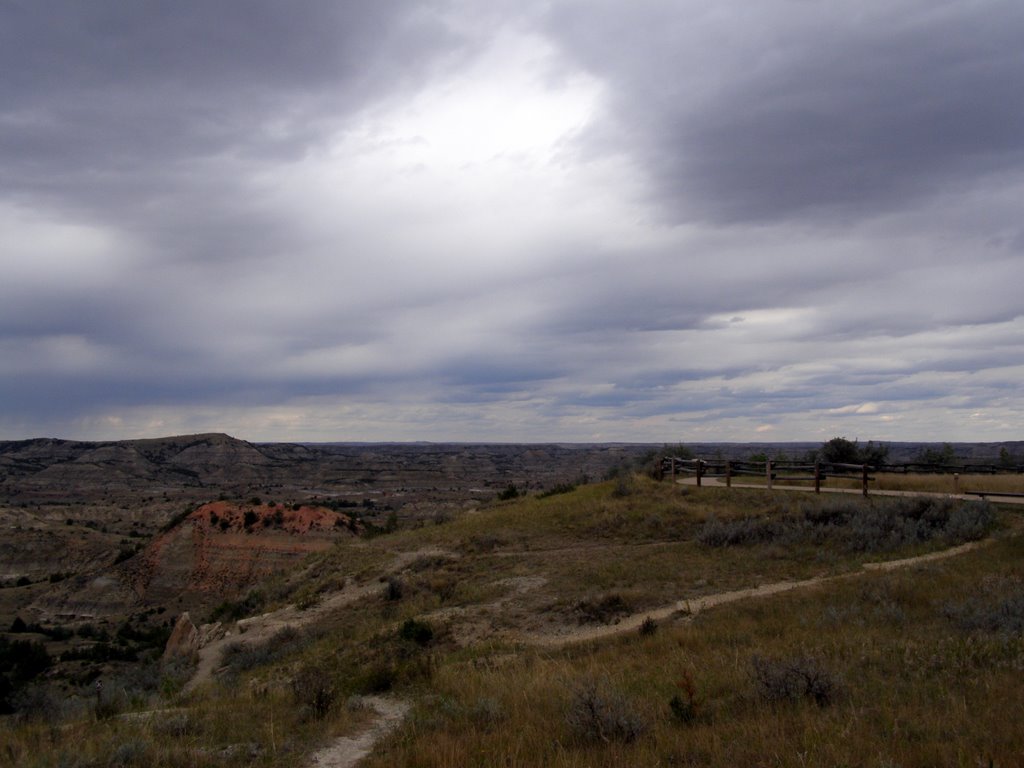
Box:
(33, 501), (358, 622)
(129, 501), (358, 607)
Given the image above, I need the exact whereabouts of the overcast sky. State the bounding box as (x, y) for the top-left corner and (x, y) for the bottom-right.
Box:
(2, 0), (1023, 443)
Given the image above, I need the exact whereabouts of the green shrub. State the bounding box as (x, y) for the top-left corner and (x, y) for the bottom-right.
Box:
(538, 483), (577, 499)
(638, 616), (657, 636)
(352, 662), (396, 695)
(385, 577), (404, 602)
(497, 483), (520, 501)
(398, 618), (434, 646)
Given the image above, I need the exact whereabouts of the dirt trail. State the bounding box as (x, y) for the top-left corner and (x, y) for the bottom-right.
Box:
(184, 579), (385, 694)
(183, 547), (457, 693)
(308, 697), (410, 768)
(522, 539), (989, 647)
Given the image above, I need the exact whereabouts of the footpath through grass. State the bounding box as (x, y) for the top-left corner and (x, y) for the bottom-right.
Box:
(1, 477), (1018, 767)
(368, 535), (1024, 767)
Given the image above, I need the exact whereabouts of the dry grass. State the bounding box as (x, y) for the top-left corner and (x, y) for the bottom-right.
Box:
(0, 686), (372, 767)
(365, 535), (1024, 767)
(3, 475), (1019, 766)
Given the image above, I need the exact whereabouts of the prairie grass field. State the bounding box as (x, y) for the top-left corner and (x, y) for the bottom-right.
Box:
(3, 475), (1022, 767)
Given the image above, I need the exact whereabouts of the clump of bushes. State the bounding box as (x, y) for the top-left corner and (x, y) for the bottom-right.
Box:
(209, 590), (265, 623)
(220, 625), (308, 674)
(538, 482), (577, 499)
(697, 515), (776, 547)
(398, 618), (434, 646)
(698, 497), (995, 553)
(385, 577), (405, 602)
(751, 654), (839, 707)
(497, 483), (520, 501)
(107, 738), (151, 767)
(0, 637), (52, 714)
(565, 678), (647, 744)
(292, 664), (337, 720)
(574, 593), (632, 625)
(943, 577), (1024, 635)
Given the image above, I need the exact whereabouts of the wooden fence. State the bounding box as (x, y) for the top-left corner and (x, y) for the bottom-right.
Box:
(660, 457), (1024, 498)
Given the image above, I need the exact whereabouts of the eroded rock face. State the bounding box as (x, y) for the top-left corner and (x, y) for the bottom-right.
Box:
(162, 612), (227, 661)
(31, 570), (142, 623)
(131, 501), (357, 608)
(163, 611), (199, 660)
(0, 511), (118, 585)
(31, 501), (357, 622)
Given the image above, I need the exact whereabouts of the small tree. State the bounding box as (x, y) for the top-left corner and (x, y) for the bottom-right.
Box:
(820, 437), (889, 466)
(1000, 447), (1018, 468)
(916, 443), (957, 466)
(497, 483), (520, 501)
(820, 437), (861, 464)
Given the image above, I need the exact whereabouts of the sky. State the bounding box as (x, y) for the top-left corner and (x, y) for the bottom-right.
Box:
(2, 0), (1023, 444)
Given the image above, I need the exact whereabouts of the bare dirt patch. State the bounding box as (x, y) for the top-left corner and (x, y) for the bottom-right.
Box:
(308, 696), (410, 768)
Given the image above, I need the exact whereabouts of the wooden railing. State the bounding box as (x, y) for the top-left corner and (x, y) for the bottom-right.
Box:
(660, 457), (1023, 497)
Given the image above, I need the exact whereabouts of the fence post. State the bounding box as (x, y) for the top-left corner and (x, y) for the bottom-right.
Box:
(953, 473), (960, 495)
(696, 459), (703, 487)
(862, 464), (869, 497)
(725, 461), (732, 488)
(766, 460), (773, 491)
(670, 457), (676, 484)
(814, 462), (821, 494)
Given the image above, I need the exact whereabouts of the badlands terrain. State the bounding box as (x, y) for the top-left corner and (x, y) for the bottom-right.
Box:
(2, 434), (1023, 766)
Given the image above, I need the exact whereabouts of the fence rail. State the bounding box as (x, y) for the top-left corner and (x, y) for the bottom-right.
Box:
(659, 456), (1023, 497)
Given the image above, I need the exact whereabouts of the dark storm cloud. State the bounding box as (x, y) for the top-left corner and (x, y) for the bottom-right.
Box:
(2, 0), (1023, 441)
(545, 0), (1024, 223)
(0, 0), (460, 223)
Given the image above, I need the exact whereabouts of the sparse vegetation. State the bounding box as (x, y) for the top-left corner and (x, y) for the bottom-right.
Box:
(538, 482), (578, 498)
(697, 495), (995, 552)
(4, 465), (1024, 766)
(292, 663), (337, 720)
(209, 590), (265, 623)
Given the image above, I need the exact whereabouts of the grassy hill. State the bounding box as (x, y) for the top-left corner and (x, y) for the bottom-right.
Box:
(3, 474), (1023, 766)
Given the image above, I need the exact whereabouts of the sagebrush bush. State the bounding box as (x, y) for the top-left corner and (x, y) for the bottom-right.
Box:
(573, 593), (631, 625)
(107, 738), (151, 767)
(943, 578), (1024, 635)
(697, 514), (776, 547)
(292, 664), (337, 720)
(565, 678), (647, 744)
(751, 655), (839, 707)
(698, 497), (995, 553)
(220, 625), (306, 673)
